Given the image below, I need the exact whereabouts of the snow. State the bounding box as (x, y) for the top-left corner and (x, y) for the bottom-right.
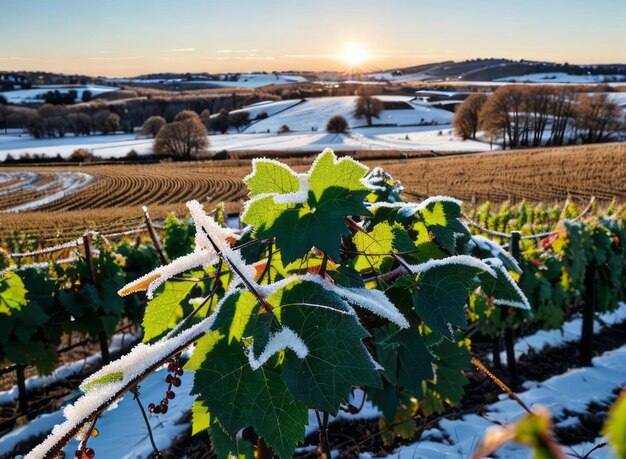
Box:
(243, 157), (310, 204)
(119, 200), (240, 299)
(483, 258), (531, 310)
(377, 342), (626, 459)
(367, 72), (434, 82)
(496, 72), (626, 84)
(0, 334), (137, 405)
(0, 132), (153, 161)
(0, 85), (118, 105)
(0, 171), (95, 213)
(248, 327), (309, 370)
(240, 96), (453, 133)
(111, 73), (307, 89)
(408, 254), (498, 278)
(489, 301), (626, 365)
(25, 285), (235, 459)
(471, 234), (521, 273)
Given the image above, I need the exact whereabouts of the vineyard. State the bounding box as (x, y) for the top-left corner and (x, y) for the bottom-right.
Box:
(1, 143), (626, 245)
(0, 149), (625, 459)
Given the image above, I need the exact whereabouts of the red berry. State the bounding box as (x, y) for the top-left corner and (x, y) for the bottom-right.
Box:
(167, 362), (177, 372)
(171, 377), (181, 387)
(176, 368), (184, 376)
(153, 405), (162, 414)
(75, 451), (82, 458)
(148, 403), (155, 413)
(165, 374), (173, 383)
(84, 448), (95, 458)
(166, 390), (176, 399)
(160, 404), (168, 414)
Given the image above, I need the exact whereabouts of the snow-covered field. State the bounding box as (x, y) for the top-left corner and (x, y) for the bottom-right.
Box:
(0, 95), (493, 160)
(241, 96), (452, 132)
(3, 305), (624, 458)
(110, 73), (307, 88)
(0, 133), (153, 161)
(0, 171), (94, 212)
(0, 85), (118, 104)
(496, 72), (626, 84)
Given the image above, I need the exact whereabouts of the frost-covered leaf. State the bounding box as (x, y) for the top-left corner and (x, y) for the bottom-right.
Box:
(265, 279), (381, 413)
(409, 257), (493, 340)
(244, 158), (301, 197)
(480, 258), (531, 310)
(242, 149), (371, 264)
(192, 339), (307, 459)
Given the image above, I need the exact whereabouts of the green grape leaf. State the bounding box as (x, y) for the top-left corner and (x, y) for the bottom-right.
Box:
(430, 338), (471, 405)
(479, 259), (530, 310)
(353, 222), (415, 271)
(411, 260), (488, 340)
(603, 391), (626, 459)
(82, 371), (124, 392)
(242, 149), (371, 264)
(209, 422), (255, 459)
(193, 339), (307, 459)
(0, 272), (28, 314)
(245, 159), (301, 197)
(142, 281), (197, 342)
(191, 401), (211, 435)
(264, 280), (381, 414)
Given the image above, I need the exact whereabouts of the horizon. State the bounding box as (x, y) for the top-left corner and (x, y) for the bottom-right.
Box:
(2, 0), (626, 77)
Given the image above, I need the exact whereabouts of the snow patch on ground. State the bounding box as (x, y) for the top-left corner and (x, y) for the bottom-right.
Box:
(0, 85), (118, 105)
(488, 302), (626, 364)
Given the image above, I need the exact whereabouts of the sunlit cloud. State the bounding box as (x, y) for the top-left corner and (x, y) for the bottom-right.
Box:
(217, 49), (258, 54)
(167, 48), (196, 53)
(217, 55), (275, 61)
(0, 56), (26, 61)
(89, 56), (145, 60)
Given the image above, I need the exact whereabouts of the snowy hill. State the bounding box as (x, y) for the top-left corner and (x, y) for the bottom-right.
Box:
(0, 85), (118, 104)
(240, 95), (453, 133)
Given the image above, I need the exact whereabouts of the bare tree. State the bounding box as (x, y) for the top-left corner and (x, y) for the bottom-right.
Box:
(326, 115), (349, 133)
(453, 93), (488, 140)
(154, 117), (208, 159)
(140, 116), (166, 138)
(354, 92), (384, 126)
(92, 109), (121, 134)
(575, 93), (623, 143)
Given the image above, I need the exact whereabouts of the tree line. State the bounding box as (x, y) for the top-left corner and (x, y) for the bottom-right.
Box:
(453, 85), (624, 148)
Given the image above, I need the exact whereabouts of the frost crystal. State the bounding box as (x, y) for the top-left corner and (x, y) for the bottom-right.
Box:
(409, 255), (497, 278)
(483, 257), (531, 310)
(471, 235), (521, 273)
(248, 327), (309, 370)
(118, 200), (239, 299)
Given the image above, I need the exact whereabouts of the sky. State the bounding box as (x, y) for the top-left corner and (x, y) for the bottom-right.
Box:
(1, 0), (625, 77)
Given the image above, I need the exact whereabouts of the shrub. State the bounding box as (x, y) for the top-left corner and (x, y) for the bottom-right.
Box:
(326, 114), (349, 133)
(140, 116), (166, 138)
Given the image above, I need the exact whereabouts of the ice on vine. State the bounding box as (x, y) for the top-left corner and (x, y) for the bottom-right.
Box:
(409, 255), (497, 278)
(25, 289), (240, 459)
(118, 200), (240, 299)
(247, 327), (309, 370)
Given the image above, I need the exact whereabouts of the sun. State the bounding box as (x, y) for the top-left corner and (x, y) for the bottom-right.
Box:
(340, 45), (370, 67)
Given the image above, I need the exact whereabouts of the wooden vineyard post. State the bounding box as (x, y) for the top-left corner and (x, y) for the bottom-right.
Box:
(580, 261), (596, 366)
(143, 206), (170, 266)
(505, 230), (521, 389)
(83, 232), (110, 364)
(16, 364), (27, 415)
